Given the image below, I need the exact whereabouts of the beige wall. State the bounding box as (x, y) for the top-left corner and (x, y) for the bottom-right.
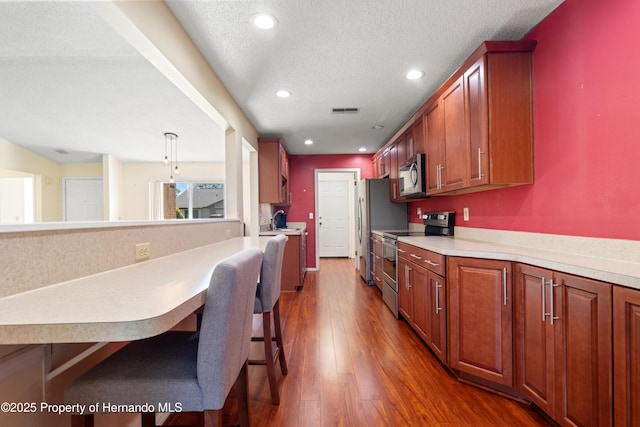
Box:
(0, 138), (61, 221)
(122, 162), (226, 220)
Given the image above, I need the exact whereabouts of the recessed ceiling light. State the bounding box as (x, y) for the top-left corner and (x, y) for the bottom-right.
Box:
(251, 14), (278, 29)
(372, 125), (384, 130)
(406, 69), (425, 80)
(276, 90), (291, 98)
(304, 139), (314, 145)
(358, 147), (367, 152)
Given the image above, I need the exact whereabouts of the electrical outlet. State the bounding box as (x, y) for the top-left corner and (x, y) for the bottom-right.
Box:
(463, 208), (470, 221)
(417, 208), (422, 218)
(309, 212), (314, 219)
(135, 243), (150, 261)
(225, 229), (231, 239)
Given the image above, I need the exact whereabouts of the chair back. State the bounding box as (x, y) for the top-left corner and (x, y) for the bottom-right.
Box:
(197, 247), (263, 409)
(256, 234), (287, 312)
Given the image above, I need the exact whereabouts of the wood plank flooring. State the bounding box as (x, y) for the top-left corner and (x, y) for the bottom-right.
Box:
(167, 258), (550, 427)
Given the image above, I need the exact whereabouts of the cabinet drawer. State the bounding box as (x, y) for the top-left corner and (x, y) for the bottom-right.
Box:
(398, 242), (445, 276)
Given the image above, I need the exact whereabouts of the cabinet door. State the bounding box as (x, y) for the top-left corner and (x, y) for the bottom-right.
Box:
(424, 103), (444, 194)
(372, 238), (383, 290)
(441, 76), (467, 191)
(614, 286), (640, 427)
(465, 57), (488, 187)
(448, 257), (513, 387)
(427, 271), (447, 364)
(553, 272), (612, 427)
(398, 257), (412, 322)
(515, 264), (555, 415)
(389, 143), (400, 201)
(299, 233), (306, 285)
(411, 263), (429, 341)
(413, 117), (424, 155)
(281, 235), (301, 292)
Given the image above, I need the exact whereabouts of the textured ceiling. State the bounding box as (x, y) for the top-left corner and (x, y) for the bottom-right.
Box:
(0, 0), (564, 164)
(0, 1), (224, 164)
(167, 0), (564, 155)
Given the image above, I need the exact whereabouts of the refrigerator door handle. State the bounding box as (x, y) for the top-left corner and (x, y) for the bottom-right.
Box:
(357, 198), (363, 244)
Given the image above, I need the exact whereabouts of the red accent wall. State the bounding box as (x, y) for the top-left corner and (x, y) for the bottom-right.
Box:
(287, 0), (640, 269)
(286, 154), (374, 269)
(409, 0), (640, 241)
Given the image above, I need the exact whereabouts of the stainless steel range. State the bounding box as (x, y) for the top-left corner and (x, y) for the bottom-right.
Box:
(380, 211), (455, 317)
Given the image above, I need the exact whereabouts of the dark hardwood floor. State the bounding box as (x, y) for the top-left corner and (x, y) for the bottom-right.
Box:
(167, 258), (550, 427)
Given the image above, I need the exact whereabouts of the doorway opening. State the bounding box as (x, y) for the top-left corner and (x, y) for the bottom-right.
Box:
(314, 169), (360, 269)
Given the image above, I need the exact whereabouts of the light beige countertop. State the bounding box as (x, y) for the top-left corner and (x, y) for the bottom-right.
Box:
(0, 236), (271, 345)
(396, 235), (640, 290)
(259, 222), (307, 236)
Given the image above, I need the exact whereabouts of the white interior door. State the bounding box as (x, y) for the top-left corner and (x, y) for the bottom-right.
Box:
(318, 178), (350, 257)
(64, 178), (104, 221)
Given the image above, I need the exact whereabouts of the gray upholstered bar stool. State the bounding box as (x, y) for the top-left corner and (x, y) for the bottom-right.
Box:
(249, 234), (288, 405)
(64, 248), (263, 427)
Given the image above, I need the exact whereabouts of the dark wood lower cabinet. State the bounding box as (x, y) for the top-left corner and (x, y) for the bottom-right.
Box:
(614, 285), (640, 427)
(448, 257), (513, 387)
(515, 264), (612, 427)
(398, 244), (447, 365)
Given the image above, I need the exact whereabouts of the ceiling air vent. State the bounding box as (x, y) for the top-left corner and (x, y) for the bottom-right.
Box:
(332, 107), (359, 114)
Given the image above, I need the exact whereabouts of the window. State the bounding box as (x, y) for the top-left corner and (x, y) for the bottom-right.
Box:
(158, 182), (225, 220)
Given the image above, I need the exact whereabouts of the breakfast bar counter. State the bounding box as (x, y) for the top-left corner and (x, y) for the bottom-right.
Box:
(0, 236), (272, 345)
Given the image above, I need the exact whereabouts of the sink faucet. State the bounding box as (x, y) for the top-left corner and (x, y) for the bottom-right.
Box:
(272, 209), (285, 230)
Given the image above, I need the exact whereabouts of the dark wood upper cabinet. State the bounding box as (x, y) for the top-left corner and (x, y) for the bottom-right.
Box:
(258, 137), (290, 205)
(374, 40), (535, 197)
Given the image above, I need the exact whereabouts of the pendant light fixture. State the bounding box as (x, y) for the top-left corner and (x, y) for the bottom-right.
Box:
(163, 132), (180, 183)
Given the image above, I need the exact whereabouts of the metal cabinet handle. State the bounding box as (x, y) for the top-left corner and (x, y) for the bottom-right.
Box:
(549, 279), (559, 325)
(503, 268), (508, 306)
(435, 282), (443, 313)
(405, 265), (411, 289)
(542, 277), (553, 321)
(476, 148), (485, 180)
(424, 259), (440, 267)
(410, 253), (422, 260)
(398, 248), (406, 253)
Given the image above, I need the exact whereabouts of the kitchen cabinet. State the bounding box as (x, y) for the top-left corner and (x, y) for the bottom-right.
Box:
(281, 233), (306, 292)
(258, 137), (290, 205)
(448, 257), (513, 387)
(371, 234), (383, 291)
(397, 243), (447, 364)
(388, 143), (400, 201)
(379, 147), (390, 178)
(613, 286), (639, 427)
(515, 264), (612, 427)
(397, 124), (421, 168)
(421, 41), (534, 195)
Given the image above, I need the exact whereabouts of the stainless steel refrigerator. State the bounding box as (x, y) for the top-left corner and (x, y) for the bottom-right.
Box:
(357, 178), (408, 284)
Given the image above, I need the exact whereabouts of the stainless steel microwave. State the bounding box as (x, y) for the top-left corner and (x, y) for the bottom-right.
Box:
(399, 154), (426, 198)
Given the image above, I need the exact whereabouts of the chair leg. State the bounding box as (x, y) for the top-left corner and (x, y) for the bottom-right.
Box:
(71, 414), (94, 427)
(203, 409), (223, 427)
(262, 311), (280, 405)
(235, 360), (251, 427)
(141, 412), (156, 427)
(273, 300), (288, 375)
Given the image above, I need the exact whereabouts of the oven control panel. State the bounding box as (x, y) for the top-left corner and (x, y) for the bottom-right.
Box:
(422, 211), (455, 236)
